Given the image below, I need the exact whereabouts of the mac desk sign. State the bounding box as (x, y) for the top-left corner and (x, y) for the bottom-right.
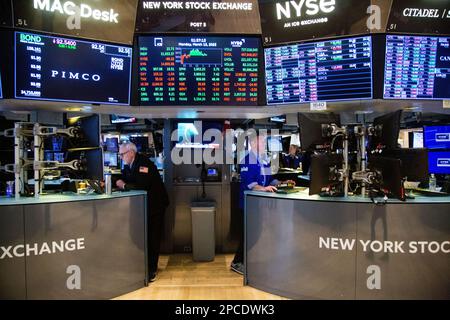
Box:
(33, 0), (120, 23)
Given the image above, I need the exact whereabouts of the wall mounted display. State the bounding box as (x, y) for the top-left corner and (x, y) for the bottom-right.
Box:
(424, 125), (450, 150)
(15, 31), (133, 105)
(265, 35), (373, 105)
(258, 0), (370, 46)
(387, 0), (450, 35)
(12, 0), (138, 45)
(384, 35), (450, 100)
(135, 0), (261, 34)
(138, 36), (260, 106)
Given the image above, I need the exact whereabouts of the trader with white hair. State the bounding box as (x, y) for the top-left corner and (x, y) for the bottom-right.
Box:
(116, 141), (169, 282)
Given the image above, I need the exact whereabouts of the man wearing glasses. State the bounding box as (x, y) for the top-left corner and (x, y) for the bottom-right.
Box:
(116, 142), (169, 282)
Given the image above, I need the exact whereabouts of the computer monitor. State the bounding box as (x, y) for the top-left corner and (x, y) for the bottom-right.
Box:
(368, 156), (404, 200)
(424, 125), (450, 150)
(298, 113), (341, 151)
(267, 136), (283, 152)
(411, 131), (424, 149)
(309, 153), (344, 196)
(105, 137), (119, 153)
(104, 152), (118, 167)
(129, 136), (149, 153)
(66, 148), (103, 180)
(270, 115), (286, 124)
(381, 148), (429, 182)
(176, 121), (222, 147)
(428, 150), (450, 175)
(368, 110), (402, 151)
(67, 114), (100, 148)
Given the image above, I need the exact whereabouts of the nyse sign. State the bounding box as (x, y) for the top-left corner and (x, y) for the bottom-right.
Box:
(275, 0), (336, 20)
(258, 0), (370, 45)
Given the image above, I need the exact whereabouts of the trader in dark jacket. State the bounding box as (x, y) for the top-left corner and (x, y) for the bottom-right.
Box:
(115, 142), (169, 282)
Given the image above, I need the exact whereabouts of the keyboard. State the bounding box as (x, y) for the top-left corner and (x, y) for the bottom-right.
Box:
(409, 187), (449, 197)
(276, 187), (307, 194)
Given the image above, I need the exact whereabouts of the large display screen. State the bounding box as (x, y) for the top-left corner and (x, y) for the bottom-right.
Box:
(15, 32), (132, 105)
(138, 36), (260, 106)
(265, 35), (372, 105)
(428, 151), (450, 174)
(258, 0), (370, 46)
(424, 125), (450, 150)
(384, 35), (450, 100)
(387, 0), (450, 35)
(135, 0), (261, 34)
(12, 0), (138, 45)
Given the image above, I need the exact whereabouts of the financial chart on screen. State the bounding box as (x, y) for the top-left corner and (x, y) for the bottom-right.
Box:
(384, 35), (450, 100)
(138, 36), (260, 106)
(265, 35), (373, 105)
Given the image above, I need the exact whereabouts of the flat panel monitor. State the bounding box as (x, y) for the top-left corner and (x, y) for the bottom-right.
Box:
(135, 0), (261, 34)
(381, 148), (429, 182)
(66, 148), (103, 180)
(368, 156), (405, 200)
(309, 153), (344, 196)
(384, 35), (450, 100)
(111, 115), (137, 124)
(267, 136), (283, 152)
(412, 131), (424, 149)
(258, 0), (370, 46)
(15, 32), (132, 105)
(67, 114), (100, 148)
(298, 112), (341, 151)
(265, 35), (373, 105)
(104, 152), (118, 167)
(12, 0), (138, 45)
(368, 110), (402, 151)
(129, 136), (149, 153)
(138, 36), (260, 106)
(386, 0), (450, 35)
(428, 150), (450, 175)
(105, 137), (119, 153)
(424, 125), (450, 150)
(270, 115), (286, 123)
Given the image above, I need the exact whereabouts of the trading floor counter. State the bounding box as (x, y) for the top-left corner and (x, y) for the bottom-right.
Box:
(0, 191), (148, 300)
(244, 190), (450, 300)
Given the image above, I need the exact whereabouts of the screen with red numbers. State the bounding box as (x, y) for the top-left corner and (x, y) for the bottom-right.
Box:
(138, 36), (261, 106)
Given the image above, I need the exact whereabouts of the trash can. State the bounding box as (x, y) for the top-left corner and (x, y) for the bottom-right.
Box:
(190, 201), (216, 262)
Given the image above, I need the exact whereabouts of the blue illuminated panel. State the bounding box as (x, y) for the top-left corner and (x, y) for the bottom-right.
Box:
(0, 72), (3, 99)
(424, 125), (450, 150)
(265, 36), (373, 105)
(428, 151), (450, 175)
(384, 35), (450, 100)
(15, 32), (132, 105)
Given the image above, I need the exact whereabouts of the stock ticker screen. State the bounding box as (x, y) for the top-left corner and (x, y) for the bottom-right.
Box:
(138, 36), (260, 106)
(265, 35), (373, 105)
(15, 32), (132, 105)
(384, 35), (450, 100)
